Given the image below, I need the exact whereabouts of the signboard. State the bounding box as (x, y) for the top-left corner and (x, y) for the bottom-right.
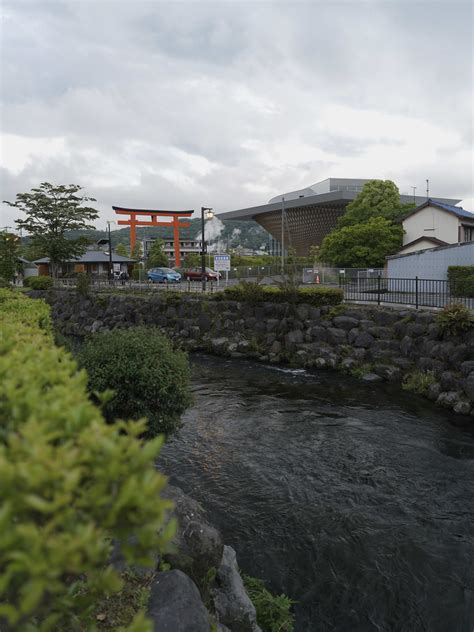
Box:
(214, 254), (231, 272)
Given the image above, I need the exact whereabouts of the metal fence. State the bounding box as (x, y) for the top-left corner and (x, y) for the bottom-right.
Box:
(53, 278), (222, 294)
(341, 276), (474, 309)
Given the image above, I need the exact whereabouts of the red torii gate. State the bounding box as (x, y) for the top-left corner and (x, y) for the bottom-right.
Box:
(112, 206), (194, 268)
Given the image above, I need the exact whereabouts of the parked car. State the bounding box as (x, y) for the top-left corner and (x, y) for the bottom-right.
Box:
(147, 267), (182, 283)
(182, 267), (221, 282)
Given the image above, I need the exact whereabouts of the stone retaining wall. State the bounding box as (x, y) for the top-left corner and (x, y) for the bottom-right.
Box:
(41, 290), (474, 417)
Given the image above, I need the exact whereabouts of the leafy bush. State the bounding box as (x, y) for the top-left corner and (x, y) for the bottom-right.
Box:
(23, 274), (54, 290)
(79, 326), (192, 436)
(76, 271), (91, 296)
(243, 574), (294, 632)
(218, 283), (343, 307)
(448, 266), (474, 298)
(0, 277), (10, 288)
(402, 369), (437, 395)
(437, 303), (473, 336)
(0, 290), (174, 630)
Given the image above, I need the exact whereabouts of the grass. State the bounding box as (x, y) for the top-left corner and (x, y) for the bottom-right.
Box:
(243, 574), (294, 632)
(93, 572), (153, 630)
(402, 369), (437, 396)
(350, 363), (375, 378)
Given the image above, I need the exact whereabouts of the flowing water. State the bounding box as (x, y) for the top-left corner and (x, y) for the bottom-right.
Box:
(159, 355), (474, 632)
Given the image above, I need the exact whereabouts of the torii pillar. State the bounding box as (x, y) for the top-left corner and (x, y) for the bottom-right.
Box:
(112, 207), (193, 267)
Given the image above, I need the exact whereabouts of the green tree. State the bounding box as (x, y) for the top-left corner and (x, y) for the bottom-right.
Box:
(182, 252), (201, 268)
(338, 179), (414, 227)
(4, 182), (99, 277)
(146, 239), (168, 268)
(320, 217), (403, 268)
(0, 232), (20, 282)
(131, 241), (143, 260)
(116, 242), (129, 257)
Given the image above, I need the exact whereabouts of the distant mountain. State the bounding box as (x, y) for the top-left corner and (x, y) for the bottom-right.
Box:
(65, 219), (270, 253)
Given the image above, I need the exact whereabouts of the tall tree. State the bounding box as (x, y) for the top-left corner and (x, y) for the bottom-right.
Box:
(338, 179), (414, 227)
(130, 241), (143, 260)
(320, 217), (403, 268)
(4, 183), (99, 276)
(146, 239), (168, 268)
(0, 232), (20, 283)
(115, 243), (129, 257)
(182, 252), (201, 268)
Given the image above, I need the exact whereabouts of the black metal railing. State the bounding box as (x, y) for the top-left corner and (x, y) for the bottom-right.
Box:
(340, 276), (474, 309)
(53, 278), (220, 294)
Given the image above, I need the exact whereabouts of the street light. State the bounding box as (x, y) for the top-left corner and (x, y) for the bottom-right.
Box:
(201, 207), (214, 292)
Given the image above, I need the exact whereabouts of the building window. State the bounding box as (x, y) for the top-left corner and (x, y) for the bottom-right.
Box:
(463, 225), (474, 242)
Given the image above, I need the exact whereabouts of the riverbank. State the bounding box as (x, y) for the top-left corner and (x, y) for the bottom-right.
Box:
(38, 290), (474, 419)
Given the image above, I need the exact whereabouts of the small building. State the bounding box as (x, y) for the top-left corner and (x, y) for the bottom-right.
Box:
(34, 251), (136, 277)
(400, 199), (474, 254)
(387, 241), (474, 280)
(17, 257), (38, 282)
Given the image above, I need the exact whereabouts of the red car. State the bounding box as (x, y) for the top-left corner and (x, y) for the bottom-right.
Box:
(182, 267), (221, 282)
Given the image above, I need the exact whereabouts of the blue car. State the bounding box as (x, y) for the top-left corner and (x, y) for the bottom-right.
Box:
(147, 267), (182, 283)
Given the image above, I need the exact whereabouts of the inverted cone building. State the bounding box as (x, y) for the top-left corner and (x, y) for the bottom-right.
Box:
(217, 178), (461, 256)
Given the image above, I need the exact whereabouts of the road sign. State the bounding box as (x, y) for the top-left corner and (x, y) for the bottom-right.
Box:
(214, 254), (231, 272)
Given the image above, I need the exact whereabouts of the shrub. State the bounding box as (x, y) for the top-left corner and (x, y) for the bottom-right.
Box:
(437, 303), (473, 337)
(448, 266), (474, 298)
(0, 290), (174, 630)
(24, 274), (54, 290)
(243, 574), (294, 632)
(402, 369), (437, 395)
(76, 271), (91, 296)
(219, 283), (343, 307)
(79, 326), (192, 436)
(0, 277), (10, 288)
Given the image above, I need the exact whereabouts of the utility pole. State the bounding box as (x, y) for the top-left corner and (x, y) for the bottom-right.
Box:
(281, 197), (285, 273)
(411, 186), (417, 204)
(106, 221), (114, 281)
(426, 179), (430, 199)
(200, 207), (213, 292)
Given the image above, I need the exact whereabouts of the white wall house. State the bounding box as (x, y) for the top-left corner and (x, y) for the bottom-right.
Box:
(399, 199), (474, 255)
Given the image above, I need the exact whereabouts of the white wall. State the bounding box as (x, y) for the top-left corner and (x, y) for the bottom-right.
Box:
(387, 242), (474, 280)
(403, 206), (459, 245)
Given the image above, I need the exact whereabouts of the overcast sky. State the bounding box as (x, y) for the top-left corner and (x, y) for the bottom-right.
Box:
(1, 0), (473, 231)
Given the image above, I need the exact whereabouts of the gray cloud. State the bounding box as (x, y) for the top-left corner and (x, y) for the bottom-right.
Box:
(1, 0), (472, 230)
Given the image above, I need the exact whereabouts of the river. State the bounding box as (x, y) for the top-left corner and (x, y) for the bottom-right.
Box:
(159, 355), (474, 632)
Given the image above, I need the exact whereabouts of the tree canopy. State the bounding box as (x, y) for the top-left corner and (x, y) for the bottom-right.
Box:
(146, 239), (168, 268)
(319, 217), (403, 268)
(4, 183), (99, 276)
(182, 252), (201, 268)
(0, 232), (20, 283)
(338, 179), (414, 227)
(115, 242), (129, 257)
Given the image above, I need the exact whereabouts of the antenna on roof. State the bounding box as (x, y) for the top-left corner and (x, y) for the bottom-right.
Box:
(426, 179), (430, 199)
(411, 186), (417, 204)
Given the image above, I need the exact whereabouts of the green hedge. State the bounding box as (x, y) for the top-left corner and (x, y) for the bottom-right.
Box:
(79, 327), (191, 437)
(0, 290), (174, 631)
(217, 283), (343, 307)
(448, 266), (474, 298)
(23, 275), (54, 290)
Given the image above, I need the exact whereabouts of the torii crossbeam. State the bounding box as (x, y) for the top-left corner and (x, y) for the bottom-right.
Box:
(112, 206), (194, 267)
